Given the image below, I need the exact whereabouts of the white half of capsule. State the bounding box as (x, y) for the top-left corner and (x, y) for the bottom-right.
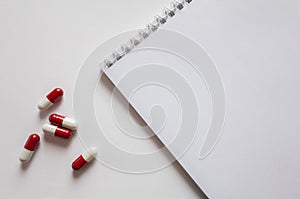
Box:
(62, 117), (78, 130)
(19, 148), (34, 163)
(82, 147), (97, 162)
(42, 124), (57, 136)
(38, 98), (53, 110)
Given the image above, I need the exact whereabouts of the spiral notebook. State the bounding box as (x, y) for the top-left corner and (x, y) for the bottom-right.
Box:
(102, 0), (300, 198)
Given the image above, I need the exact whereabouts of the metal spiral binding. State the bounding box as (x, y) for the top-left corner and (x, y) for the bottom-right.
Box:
(104, 0), (192, 68)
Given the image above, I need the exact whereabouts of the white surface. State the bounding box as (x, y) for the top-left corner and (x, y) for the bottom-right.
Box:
(104, 0), (300, 198)
(0, 0), (206, 199)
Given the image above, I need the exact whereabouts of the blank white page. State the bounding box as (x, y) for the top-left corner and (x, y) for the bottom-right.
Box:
(104, 0), (300, 198)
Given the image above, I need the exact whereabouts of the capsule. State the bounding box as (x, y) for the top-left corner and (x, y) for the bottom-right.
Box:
(42, 124), (72, 139)
(49, 113), (77, 130)
(19, 134), (40, 163)
(38, 88), (64, 110)
(72, 147), (97, 170)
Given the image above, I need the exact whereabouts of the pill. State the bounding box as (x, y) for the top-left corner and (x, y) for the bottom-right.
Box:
(42, 124), (72, 139)
(38, 88), (64, 110)
(49, 113), (77, 130)
(72, 147), (97, 170)
(19, 134), (40, 163)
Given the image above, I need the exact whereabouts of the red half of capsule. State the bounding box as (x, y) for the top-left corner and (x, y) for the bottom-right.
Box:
(72, 155), (87, 170)
(49, 113), (65, 126)
(24, 134), (40, 151)
(55, 127), (72, 139)
(46, 88), (64, 103)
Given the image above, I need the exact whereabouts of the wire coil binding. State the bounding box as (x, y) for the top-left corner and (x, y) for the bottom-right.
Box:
(104, 0), (192, 68)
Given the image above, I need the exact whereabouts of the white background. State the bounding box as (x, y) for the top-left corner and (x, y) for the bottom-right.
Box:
(0, 0), (207, 199)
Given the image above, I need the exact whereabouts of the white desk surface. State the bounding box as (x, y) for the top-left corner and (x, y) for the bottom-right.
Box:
(0, 1), (207, 199)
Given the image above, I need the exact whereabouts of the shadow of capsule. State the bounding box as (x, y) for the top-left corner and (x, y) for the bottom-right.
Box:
(71, 159), (96, 179)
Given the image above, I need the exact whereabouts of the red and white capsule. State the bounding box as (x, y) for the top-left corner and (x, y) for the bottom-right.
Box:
(49, 113), (77, 130)
(42, 124), (72, 139)
(19, 134), (40, 163)
(72, 147), (97, 170)
(38, 88), (64, 110)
